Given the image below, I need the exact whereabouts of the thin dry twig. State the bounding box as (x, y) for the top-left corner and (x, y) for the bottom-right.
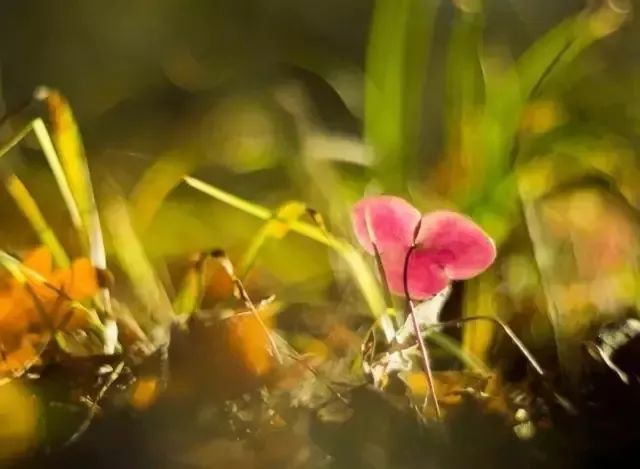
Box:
(391, 314), (577, 414)
(402, 244), (442, 420)
(210, 249), (283, 365)
(65, 360), (125, 446)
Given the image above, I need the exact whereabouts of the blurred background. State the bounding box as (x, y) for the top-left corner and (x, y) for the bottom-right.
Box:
(1, 0), (640, 467)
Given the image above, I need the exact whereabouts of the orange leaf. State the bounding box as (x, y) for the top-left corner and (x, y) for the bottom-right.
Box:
(0, 334), (47, 374)
(54, 257), (98, 301)
(130, 376), (160, 411)
(22, 246), (53, 278)
(0, 246), (99, 377)
(180, 311), (276, 401)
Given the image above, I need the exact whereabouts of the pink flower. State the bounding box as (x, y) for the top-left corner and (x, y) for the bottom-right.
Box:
(352, 195), (496, 299)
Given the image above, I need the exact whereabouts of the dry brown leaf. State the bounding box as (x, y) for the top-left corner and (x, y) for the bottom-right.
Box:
(181, 310), (277, 401)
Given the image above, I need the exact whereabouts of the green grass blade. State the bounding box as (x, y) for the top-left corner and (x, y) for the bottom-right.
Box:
(2, 173), (70, 268)
(365, 0), (439, 192)
(463, 3), (630, 209)
(238, 201), (307, 278)
(0, 92), (111, 312)
(103, 191), (174, 344)
(183, 176), (394, 340)
(0, 122), (33, 162)
(442, 7), (484, 198)
(516, 3), (630, 100)
(35, 88), (108, 272)
(184, 176), (271, 220)
(34, 88), (112, 313)
(402, 0), (439, 176)
(130, 151), (196, 232)
(0, 250), (32, 284)
(31, 117), (83, 230)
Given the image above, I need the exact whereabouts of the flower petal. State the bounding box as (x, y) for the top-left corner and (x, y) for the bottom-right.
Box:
(352, 196), (421, 254)
(380, 247), (449, 300)
(415, 211), (496, 280)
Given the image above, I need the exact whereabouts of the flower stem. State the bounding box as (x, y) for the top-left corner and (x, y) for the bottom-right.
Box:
(403, 244), (441, 420)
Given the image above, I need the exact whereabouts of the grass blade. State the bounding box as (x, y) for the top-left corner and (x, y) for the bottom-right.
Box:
(129, 152), (195, 232)
(442, 7), (484, 198)
(183, 176), (394, 340)
(103, 191), (174, 345)
(2, 172), (70, 268)
(33, 88), (112, 314)
(365, 0), (439, 192)
(238, 201), (308, 278)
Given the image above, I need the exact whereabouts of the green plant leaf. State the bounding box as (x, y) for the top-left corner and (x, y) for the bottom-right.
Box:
(2, 173), (69, 268)
(365, 0), (439, 192)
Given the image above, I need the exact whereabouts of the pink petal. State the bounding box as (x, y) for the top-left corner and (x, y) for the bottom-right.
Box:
(351, 196), (421, 254)
(415, 211), (496, 280)
(380, 247), (450, 300)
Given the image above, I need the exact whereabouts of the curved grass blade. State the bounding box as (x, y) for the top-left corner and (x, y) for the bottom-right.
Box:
(129, 151), (195, 232)
(516, 2), (630, 101)
(2, 172), (70, 268)
(183, 176), (393, 341)
(0, 105), (82, 230)
(0, 90), (113, 312)
(238, 200), (308, 279)
(35, 88), (108, 272)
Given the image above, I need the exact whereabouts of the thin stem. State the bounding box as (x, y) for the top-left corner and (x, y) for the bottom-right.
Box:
(184, 176), (271, 220)
(363, 206), (398, 336)
(65, 360), (125, 446)
(363, 208), (394, 310)
(0, 121), (33, 161)
(211, 250), (283, 365)
(184, 176), (391, 340)
(32, 118), (83, 229)
(236, 281), (283, 365)
(421, 314), (576, 413)
(425, 315), (545, 377)
(403, 244), (441, 420)
(425, 332), (491, 376)
(283, 346), (349, 405)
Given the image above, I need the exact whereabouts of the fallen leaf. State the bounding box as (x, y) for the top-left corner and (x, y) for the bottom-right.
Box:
(0, 246), (100, 379)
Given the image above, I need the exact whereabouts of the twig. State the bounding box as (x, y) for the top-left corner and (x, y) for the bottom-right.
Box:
(211, 250), (283, 365)
(435, 316), (545, 377)
(283, 348), (349, 406)
(392, 314), (576, 414)
(403, 243), (441, 420)
(65, 360), (125, 446)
